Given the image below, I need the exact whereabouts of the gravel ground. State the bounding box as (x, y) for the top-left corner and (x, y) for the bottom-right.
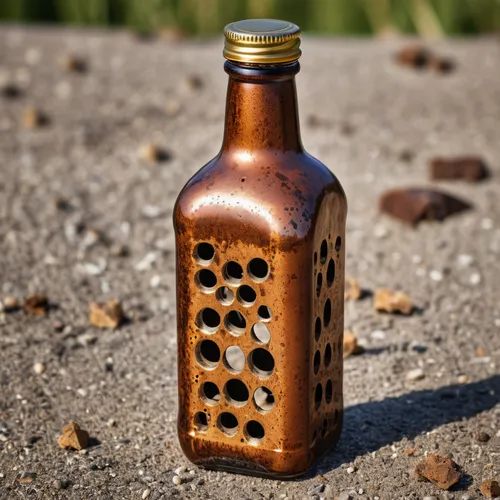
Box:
(0, 27), (499, 500)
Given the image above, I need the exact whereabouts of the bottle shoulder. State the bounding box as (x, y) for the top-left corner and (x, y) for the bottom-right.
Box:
(174, 150), (346, 240)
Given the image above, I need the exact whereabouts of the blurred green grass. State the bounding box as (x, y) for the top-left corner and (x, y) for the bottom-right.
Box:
(0, 0), (499, 36)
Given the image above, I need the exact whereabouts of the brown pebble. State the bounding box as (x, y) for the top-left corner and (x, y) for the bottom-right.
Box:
(109, 243), (130, 258)
(481, 480), (500, 498)
(415, 454), (462, 490)
(15, 472), (37, 483)
(89, 299), (124, 329)
(395, 45), (432, 69)
(476, 346), (487, 357)
(403, 448), (417, 456)
(379, 188), (471, 225)
(22, 107), (47, 129)
(57, 421), (89, 451)
(53, 197), (72, 211)
(24, 294), (49, 316)
(431, 57), (455, 74)
(343, 331), (364, 358)
(61, 55), (88, 73)
(374, 288), (414, 315)
(477, 431), (491, 443)
(345, 277), (362, 301)
(184, 75), (203, 90)
(138, 142), (169, 163)
(430, 156), (489, 183)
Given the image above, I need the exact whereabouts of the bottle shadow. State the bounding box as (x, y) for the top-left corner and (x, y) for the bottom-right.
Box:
(314, 374), (500, 475)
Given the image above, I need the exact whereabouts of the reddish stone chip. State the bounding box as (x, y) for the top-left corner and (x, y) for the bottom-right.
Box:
(379, 188), (471, 225)
(415, 454), (462, 490)
(24, 295), (49, 316)
(57, 421), (89, 451)
(395, 46), (431, 68)
(430, 156), (489, 183)
(480, 479), (500, 498)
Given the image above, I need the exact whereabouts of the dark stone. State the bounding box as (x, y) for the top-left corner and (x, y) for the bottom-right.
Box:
(430, 156), (489, 182)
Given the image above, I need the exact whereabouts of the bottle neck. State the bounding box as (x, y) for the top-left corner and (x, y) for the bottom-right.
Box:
(221, 60), (303, 153)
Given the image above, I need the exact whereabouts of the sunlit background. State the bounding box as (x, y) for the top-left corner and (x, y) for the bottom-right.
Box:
(1, 0), (499, 36)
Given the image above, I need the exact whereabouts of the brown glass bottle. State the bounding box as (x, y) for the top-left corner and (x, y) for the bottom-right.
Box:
(174, 19), (347, 478)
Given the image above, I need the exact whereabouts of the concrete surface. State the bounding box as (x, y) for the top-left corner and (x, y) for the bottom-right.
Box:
(0, 27), (499, 499)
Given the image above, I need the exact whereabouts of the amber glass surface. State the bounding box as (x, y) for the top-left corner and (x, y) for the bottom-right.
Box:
(174, 59), (347, 478)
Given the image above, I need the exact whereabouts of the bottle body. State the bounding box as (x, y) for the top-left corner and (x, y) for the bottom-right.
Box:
(174, 59), (347, 478)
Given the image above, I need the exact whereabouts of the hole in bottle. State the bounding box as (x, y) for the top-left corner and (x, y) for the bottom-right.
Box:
(325, 379), (333, 403)
(218, 412), (238, 436)
(223, 346), (245, 373)
(257, 305), (272, 322)
(323, 299), (332, 327)
(194, 242), (215, 266)
(224, 379), (249, 407)
(248, 258), (269, 282)
(249, 348), (275, 379)
(225, 310), (246, 336)
(195, 269), (217, 293)
(244, 420), (265, 444)
(313, 350), (321, 374)
(195, 339), (220, 370)
(315, 383), (323, 410)
(200, 381), (220, 406)
(237, 285), (257, 307)
(251, 323), (271, 345)
(216, 286), (234, 305)
(316, 272), (323, 296)
(253, 387), (275, 413)
(196, 307), (220, 334)
(320, 240), (328, 263)
(315, 317), (322, 341)
(223, 261), (244, 285)
(335, 236), (342, 253)
(324, 343), (332, 367)
(326, 259), (335, 287)
(194, 411), (209, 432)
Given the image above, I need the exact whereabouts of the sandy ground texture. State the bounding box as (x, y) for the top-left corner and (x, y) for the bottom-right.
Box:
(0, 27), (499, 500)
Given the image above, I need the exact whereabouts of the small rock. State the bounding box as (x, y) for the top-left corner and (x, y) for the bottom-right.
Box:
(346, 466), (355, 474)
(52, 479), (63, 490)
(429, 270), (444, 282)
(24, 294), (49, 316)
(76, 332), (97, 346)
(181, 74), (203, 92)
(2, 296), (19, 311)
(109, 243), (129, 258)
(89, 299), (124, 329)
(308, 484), (325, 495)
(1, 82), (23, 99)
(345, 277), (362, 300)
(374, 288), (414, 315)
(33, 362), (46, 375)
(165, 99), (182, 117)
(141, 205), (166, 219)
(22, 107), (47, 128)
(415, 454), (461, 490)
(423, 496), (438, 500)
(480, 480), (500, 498)
(174, 466), (186, 475)
(106, 418), (116, 428)
(457, 254), (474, 267)
(476, 431), (491, 443)
(343, 332), (364, 358)
(370, 329), (386, 340)
(15, 472), (37, 483)
(395, 45), (432, 68)
(476, 347), (487, 357)
(431, 57), (455, 74)
(135, 252), (157, 271)
(138, 142), (169, 163)
(379, 188), (471, 225)
(338, 493), (353, 500)
(470, 273), (482, 286)
(150, 275), (161, 288)
(58, 421), (89, 451)
(457, 374), (469, 384)
(61, 55), (88, 73)
(142, 488), (151, 499)
(172, 475), (182, 485)
(430, 156), (488, 183)
(406, 368), (425, 381)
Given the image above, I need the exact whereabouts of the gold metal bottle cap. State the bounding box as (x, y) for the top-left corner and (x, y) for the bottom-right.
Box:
(223, 19), (301, 64)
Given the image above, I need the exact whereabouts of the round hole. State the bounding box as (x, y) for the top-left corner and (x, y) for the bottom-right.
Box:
(325, 379), (333, 403)
(320, 240), (328, 263)
(249, 348), (275, 379)
(200, 382), (220, 406)
(251, 323), (271, 345)
(248, 258), (269, 282)
(253, 387), (275, 413)
(224, 379), (249, 406)
(315, 317), (321, 341)
(218, 412), (238, 436)
(335, 236), (342, 253)
(257, 305), (272, 322)
(321, 418), (328, 438)
(223, 346), (245, 373)
(326, 259), (335, 287)
(225, 310), (246, 336)
(195, 269), (217, 293)
(216, 286), (234, 305)
(313, 350), (321, 374)
(324, 344), (332, 367)
(315, 383), (323, 410)
(323, 299), (332, 327)
(313, 252), (318, 265)
(196, 307), (221, 334)
(223, 261), (244, 285)
(244, 420), (265, 444)
(195, 339), (220, 370)
(194, 242), (215, 266)
(237, 285), (257, 307)
(316, 272), (323, 297)
(194, 411), (209, 432)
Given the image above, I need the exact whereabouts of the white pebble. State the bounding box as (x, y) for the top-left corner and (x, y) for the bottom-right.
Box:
(411, 254), (422, 264)
(457, 254), (474, 267)
(76, 388), (88, 397)
(469, 273), (481, 285)
(25, 47), (41, 65)
(135, 252), (157, 271)
(141, 205), (165, 219)
(174, 466), (186, 475)
(373, 224), (389, 239)
(481, 218), (493, 230)
(406, 368), (425, 381)
(150, 275), (161, 288)
(346, 466), (355, 474)
(33, 362), (46, 375)
(172, 475), (182, 485)
(370, 330), (386, 340)
(142, 489), (151, 499)
(429, 270), (443, 282)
